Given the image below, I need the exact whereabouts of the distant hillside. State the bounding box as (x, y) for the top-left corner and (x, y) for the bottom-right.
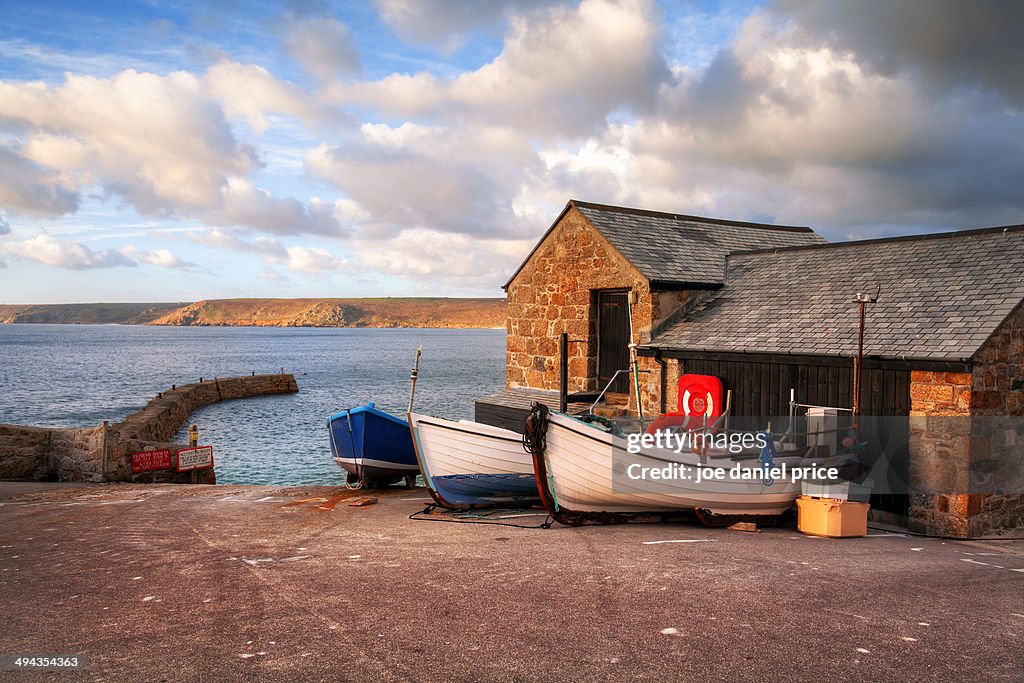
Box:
(0, 302), (185, 325)
(0, 298), (507, 328)
(149, 298), (506, 328)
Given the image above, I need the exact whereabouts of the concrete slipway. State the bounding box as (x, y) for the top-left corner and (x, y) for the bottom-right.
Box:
(0, 482), (1020, 682)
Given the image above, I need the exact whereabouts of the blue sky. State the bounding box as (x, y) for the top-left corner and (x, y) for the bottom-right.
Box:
(0, 0), (1021, 304)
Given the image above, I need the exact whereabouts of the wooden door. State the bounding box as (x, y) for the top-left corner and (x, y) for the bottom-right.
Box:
(597, 291), (630, 393)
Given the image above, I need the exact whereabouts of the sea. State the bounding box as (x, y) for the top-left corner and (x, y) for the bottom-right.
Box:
(0, 324), (506, 485)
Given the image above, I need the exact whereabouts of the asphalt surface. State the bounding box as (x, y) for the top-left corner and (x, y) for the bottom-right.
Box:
(0, 482), (1021, 682)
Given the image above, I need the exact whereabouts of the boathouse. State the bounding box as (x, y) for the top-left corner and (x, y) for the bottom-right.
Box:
(478, 199), (1024, 538)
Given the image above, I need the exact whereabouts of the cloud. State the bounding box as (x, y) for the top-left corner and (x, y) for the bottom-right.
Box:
(4, 233), (136, 269)
(121, 246), (194, 268)
(307, 124), (534, 239)
(280, 245), (346, 272)
(283, 17), (361, 80)
(201, 178), (354, 236)
(188, 228), (288, 258)
(204, 60), (332, 132)
(0, 147), (79, 216)
(0, 214), (9, 235)
(350, 228), (530, 290)
(0, 67), (347, 237)
(0, 259), (6, 269)
(0, 69), (252, 214)
(187, 228), (344, 273)
(374, 0), (564, 51)
(771, 0), (1024, 106)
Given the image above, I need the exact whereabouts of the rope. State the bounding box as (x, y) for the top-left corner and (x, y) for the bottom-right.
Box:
(522, 401), (549, 456)
(409, 504), (553, 529)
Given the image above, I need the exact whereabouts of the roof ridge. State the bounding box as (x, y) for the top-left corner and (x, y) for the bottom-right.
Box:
(570, 199), (815, 233)
(728, 223), (1024, 258)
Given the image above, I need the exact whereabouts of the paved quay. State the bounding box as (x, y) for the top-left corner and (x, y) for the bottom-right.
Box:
(0, 482), (1021, 682)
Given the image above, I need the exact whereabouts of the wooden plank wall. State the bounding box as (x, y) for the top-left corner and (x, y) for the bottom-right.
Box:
(678, 358), (910, 417)
(680, 355), (911, 517)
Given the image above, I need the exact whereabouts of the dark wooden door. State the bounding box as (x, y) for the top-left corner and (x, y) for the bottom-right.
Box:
(598, 291), (630, 393)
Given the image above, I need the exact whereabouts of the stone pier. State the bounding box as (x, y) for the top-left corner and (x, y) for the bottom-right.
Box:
(0, 373), (299, 484)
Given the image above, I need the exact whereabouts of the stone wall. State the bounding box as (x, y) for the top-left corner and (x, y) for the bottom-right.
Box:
(505, 206), (690, 395)
(908, 301), (1024, 537)
(0, 374), (298, 484)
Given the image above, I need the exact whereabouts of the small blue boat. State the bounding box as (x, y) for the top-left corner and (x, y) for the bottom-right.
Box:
(327, 402), (420, 487)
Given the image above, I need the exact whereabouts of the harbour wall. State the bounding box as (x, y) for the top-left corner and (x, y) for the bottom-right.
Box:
(0, 373), (299, 484)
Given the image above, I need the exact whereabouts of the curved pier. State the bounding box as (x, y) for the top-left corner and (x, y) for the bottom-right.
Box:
(0, 374), (298, 483)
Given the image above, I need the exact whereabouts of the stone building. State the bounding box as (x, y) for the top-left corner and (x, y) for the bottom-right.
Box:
(501, 200), (823, 395)
(478, 199), (1024, 537)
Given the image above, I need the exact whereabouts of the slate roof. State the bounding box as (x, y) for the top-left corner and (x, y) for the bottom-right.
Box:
(503, 200), (825, 289)
(645, 226), (1024, 362)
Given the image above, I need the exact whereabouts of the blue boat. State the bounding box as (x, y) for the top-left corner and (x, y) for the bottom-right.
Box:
(327, 402), (420, 487)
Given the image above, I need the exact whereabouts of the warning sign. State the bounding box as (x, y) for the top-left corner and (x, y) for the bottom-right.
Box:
(131, 449), (172, 474)
(176, 446), (214, 472)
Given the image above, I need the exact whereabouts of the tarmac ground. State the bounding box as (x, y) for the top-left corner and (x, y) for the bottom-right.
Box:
(0, 481), (1021, 682)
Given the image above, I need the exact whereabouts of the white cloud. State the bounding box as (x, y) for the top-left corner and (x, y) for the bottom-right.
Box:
(0, 214), (10, 235)
(0, 67), (350, 237)
(280, 245), (346, 272)
(204, 59), (330, 133)
(121, 246), (194, 268)
(0, 69), (253, 214)
(188, 228), (287, 258)
(283, 17), (361, 80)
(350, 228), (530, 290)
(187, 228), (344, 274)
(4, 233), (136, 269)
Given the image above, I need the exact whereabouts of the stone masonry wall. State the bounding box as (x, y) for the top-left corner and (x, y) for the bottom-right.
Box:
(908, 302), (1024, 537)
(506, 206), (650, 393)
(505, 206), (692, 396)
(0, 374), (298, 484)
(964, 301), (1023, 536)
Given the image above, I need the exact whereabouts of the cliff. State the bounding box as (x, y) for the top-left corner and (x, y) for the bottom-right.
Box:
(149, 298), (506, 328)
(0, 302), (185, 325)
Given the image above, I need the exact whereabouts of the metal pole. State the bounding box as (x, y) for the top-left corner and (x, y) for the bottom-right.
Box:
(852, 288), (879, 416)
(408, 346), (422, 414)
(559, 332), (569, 413)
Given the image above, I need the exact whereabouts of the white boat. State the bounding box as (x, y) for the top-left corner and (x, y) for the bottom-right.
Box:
(408, 412), (540, 508)
(526, 408), (809, 525)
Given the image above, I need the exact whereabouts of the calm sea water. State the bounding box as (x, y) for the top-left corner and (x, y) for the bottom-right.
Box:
(0, 324), (506, 485)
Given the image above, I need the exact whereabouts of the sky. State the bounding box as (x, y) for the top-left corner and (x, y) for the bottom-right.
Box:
(0, 0), (1021, 304)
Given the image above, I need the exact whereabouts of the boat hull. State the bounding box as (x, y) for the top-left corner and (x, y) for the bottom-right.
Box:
(327, 404), (420, 484)
(538, 411), (804, 518)
(409, 413), (540, 507)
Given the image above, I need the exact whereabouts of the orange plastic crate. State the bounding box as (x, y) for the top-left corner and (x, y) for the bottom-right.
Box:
(796, 496), (869, 538)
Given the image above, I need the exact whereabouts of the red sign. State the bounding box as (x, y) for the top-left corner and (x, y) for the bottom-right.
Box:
(177, 446), (214, 472)
(131, 448), (172, 474)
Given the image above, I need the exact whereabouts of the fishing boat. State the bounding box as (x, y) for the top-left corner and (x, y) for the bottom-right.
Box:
(524, 404), (809, 525)
(408, 412), (540, 508)
(327, 402), (420, 487)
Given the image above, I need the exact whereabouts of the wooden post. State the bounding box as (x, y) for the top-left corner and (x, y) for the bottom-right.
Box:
(101, 420), (109, 483)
